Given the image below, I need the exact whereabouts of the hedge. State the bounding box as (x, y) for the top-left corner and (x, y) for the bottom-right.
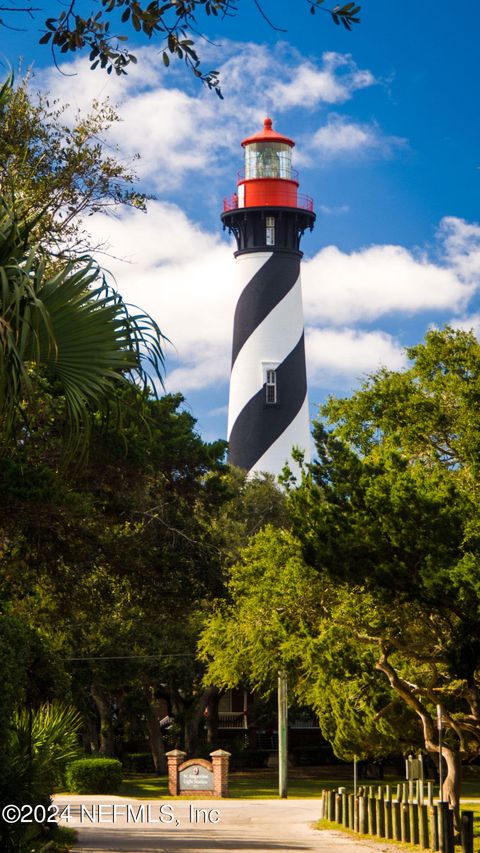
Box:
(66, 758), (123, 794)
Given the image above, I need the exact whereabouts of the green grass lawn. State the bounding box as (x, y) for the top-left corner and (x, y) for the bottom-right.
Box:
(119, 770), (480, 802)
(119, 768), (329, 799)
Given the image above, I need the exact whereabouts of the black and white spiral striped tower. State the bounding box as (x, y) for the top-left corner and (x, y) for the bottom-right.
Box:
(221, 117), (315, 477)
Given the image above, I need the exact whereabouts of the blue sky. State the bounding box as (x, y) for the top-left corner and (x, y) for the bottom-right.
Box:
(3, 1), (480, 444)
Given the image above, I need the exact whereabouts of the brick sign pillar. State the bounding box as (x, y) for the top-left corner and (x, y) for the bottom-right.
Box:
(210, 749), (231, 797)
(166, 749), (186, 796)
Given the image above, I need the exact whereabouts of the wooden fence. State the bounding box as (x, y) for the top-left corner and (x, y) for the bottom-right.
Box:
(320, 784), (474, 853)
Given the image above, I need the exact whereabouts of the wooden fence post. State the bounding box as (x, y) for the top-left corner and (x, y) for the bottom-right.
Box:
(376, 796), (385, 837)
(429, 805), (439, 852)
(418, 803), (429, 849)
(461, 810), (474, 853)
(438, 802), (454, 853)
(359, 796), (368, 834)
(367, 796), (376, 835)
(328, 790), (335, 821)
(348, 794), (354, 829)
(392, 801), (401, 841)
(334, 793), (342, 824)
(401, 802), (411, 842)
(384, 799), (393, 839)
(409, 802), (420, 845)
(321, 789), (326, 820)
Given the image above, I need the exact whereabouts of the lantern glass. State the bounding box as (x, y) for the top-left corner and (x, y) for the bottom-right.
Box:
(245, 142), (292, 180)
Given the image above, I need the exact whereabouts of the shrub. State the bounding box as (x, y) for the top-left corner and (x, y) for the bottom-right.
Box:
(66, 758), (123, 794)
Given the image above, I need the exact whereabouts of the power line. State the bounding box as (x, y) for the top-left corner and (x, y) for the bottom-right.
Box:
(64, 653), (195, 661)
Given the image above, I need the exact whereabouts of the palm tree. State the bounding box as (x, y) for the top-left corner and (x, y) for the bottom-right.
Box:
(2, 703), (83, 852)
(0, 194), (165, 454)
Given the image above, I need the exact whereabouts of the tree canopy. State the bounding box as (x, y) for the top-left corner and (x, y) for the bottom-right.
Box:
(2, 1), (361, 89)
(0, 75), (145, 255)
(288, 327), (480, 823)
(201, 327), (480, 829)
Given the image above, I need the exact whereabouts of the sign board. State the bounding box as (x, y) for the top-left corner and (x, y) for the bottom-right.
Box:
(179, 764), (214, 791)
(406, 754), (424, 780)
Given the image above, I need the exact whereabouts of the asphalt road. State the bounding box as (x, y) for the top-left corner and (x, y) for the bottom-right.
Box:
(54, 795), (385, 853)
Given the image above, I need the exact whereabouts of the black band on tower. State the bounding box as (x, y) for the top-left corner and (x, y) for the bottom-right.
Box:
(228, 333), (307, 471)
(231, 253), (300, 369)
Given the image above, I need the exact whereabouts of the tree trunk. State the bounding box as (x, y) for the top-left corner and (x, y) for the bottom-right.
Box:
(90, 684), (115, 756)
(82, 713), (99, 754)
(205, 687), (220, 745)
(184, 685), (219, 756)
(145, 699), (167, 775)
(375, 647), (463, 838)
(441, 746), (462, 837)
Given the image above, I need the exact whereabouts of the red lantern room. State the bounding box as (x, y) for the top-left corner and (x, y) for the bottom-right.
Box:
(221, 117), (315, 255)
(224, 117), (313, 213)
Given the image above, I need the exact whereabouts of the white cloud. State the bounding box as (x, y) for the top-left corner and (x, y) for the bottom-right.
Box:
(302, 238), (473, 326)
(437, 217), (480, 285)
(86, 201), (235, 392)
(36, 53), (226, 191)
(269, 51), (376, 110)
(306, 327), (406, 387)
(313, 117), (373, 153)
(318, 204), (350, 215)
(34, 44), (381, 192)
(449, 314), (480, 336)
(310, 114), (405, 158)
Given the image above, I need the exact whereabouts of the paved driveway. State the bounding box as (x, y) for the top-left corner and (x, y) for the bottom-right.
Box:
(54, 795), (383, 853)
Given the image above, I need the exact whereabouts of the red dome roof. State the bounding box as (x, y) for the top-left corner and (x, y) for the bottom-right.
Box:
(241, 117), (295, 148)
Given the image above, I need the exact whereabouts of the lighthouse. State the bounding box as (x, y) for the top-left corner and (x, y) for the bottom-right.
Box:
(221, 117), (315, 477)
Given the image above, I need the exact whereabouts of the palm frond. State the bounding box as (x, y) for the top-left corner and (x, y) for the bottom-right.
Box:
(0, 194), (166, 454)
(10, 703), (83, 799)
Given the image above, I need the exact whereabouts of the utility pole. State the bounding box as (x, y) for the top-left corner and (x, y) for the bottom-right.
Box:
(437, 704), (444, 801)
(278, 671), (288, 798)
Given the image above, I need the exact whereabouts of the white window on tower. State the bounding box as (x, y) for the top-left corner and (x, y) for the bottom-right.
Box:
(265, 216), (275, 245)
(266, 369), (277, 404)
